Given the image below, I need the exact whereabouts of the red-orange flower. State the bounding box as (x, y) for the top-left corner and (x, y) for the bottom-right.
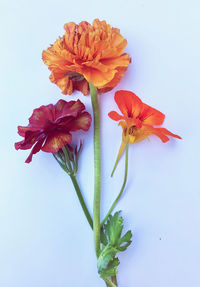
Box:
(15, 99), (92, 163)
(109, 90), (181, 168)
(42, 19), (131, 96)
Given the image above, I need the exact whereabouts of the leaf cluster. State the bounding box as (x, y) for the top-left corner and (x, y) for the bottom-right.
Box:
(98, 211), (132, 278)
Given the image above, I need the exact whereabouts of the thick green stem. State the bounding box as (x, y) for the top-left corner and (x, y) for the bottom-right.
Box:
(89, 82), (101, 256)
(101, 143), (129, 227)
(70, 174), (93, 229)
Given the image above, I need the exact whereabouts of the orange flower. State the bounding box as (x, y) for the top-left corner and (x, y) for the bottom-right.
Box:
(42, 19), (131, 96)
(108, 90), (181, 170)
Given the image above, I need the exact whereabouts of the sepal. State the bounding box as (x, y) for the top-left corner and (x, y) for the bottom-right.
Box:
(53, 142), (83, 176)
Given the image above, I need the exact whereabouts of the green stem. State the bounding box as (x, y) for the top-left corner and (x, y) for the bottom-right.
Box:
(61, 147), (93, 229)
(69, 174), (93, 229)
(111, 275), (118, 286)
(104, 278), (117, 287)
(53, 153), (68, 173)
(89, 82), (101, 256)
(101, 143), (129, 227)
(62, 146), (73, 171)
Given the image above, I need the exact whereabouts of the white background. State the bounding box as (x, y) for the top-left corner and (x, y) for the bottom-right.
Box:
(0, 0), (200, 286)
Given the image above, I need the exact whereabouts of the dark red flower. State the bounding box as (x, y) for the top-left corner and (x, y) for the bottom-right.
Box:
(15, 99), (92, 163)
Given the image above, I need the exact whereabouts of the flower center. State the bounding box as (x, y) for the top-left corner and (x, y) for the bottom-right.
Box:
(128, 126), (137, 135)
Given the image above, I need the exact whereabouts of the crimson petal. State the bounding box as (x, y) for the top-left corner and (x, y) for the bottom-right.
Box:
(25, 138), (45, 163)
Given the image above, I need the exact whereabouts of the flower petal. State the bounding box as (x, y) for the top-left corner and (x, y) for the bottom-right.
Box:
(115, 90), (143, 119)
(134, 125), (181, 143)
(98, 72), (124, 93)
(141, 104), (165, 126)
(100, 54), (130, 70)
(108, 111), (124, 121)
(51, 73), (73, 95)
(41, 132), (72, 153)
(29, 105), (55, 128)
(17, 126), (40, 137)
(69, 112), (92, 131)
(15, 130), (42, 150)
(153, 127), (182, 141)
(25, 138), (45, 163)
(55, 99), (85, 120)
(82, 66), (117, 87)
(73, 79), (89, 96)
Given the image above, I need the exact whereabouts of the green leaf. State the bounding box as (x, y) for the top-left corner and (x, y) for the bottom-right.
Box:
(104, 211), (123, 246)
(100, 227), (108, 246)
(97, 244), (117, 271)
(97, 211), (132, 279)
(118, 230), (132, 251)
(99, 257), (120, 278)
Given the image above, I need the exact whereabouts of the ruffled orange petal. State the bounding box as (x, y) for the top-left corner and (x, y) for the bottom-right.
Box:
(73, 79), (89, 96)
(98, 72), (124, 93)
(64, 22), (79, 54)
(57, 76), (73, 95)
(82, 66), (117, 87)
(101, 38), (127, 59)
(42, 47), (69, 67)
(49, 72), (73, 95)
(100, 54), (130, 70)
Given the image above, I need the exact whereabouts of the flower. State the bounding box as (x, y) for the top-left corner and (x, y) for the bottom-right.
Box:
(108, 90), (181, 170)
(42, 19), (131, 96)
(15, 99), (92, 163)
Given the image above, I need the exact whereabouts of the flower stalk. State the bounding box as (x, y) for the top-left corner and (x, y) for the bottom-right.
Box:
(90, 82), (101, 256)
(101, 143), (129, 227)
(111, 275), (118, 286)
(62, 146), (93, 229)
(69, 174), (93, 229)
(53, 147), (93, 229)
(104, 278), (117, 287)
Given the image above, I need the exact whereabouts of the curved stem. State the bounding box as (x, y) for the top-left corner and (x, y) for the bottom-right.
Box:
(101, 143), (129, 227)
(70, 174), (93, 229)
(90, 82), (101, 256)
(59, 147), (93, 229)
